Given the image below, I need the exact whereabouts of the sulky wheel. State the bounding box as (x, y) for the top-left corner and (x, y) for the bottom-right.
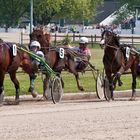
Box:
(96, 72), (104, 100)
(104, 77), (111, 101)
(51, 76), (63, 104)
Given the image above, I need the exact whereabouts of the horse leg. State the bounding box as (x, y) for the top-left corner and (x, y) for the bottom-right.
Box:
(43, 74), (50, 98)
(75, 73), (84, 91)
(61, 77), (64, 89)
(9, 72), (20, 101)
(28, 73), (38, 98)
(113, 72), (123, 87)
(0, 86), (4, 105)
(116, 66), (125, 86)
(56, 72), (64, 88)
(130, 72), (137, 101)
(107, 73), (114, 100)
(69, 59), (84, 91)
(109, 82), (114, 100)
(0, 74), (5, 105)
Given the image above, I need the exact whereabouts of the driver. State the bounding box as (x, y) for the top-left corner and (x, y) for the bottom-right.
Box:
(74, 37), (91, 60)
(30, 41), (45, 68)
(73, 37), (91, 70)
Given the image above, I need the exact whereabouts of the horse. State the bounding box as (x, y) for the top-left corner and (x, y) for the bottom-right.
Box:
(0, 39), (38, 104)
(100, 30), (139, 100)
(29, 26), (91, 93)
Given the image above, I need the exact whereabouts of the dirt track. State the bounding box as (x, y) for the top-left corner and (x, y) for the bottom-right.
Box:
(0, 97), (140, 140)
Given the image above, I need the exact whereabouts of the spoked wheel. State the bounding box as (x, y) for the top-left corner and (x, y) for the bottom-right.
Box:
(44, 76), (63, 104)
(51, 76), (63, 104)
(96, 72), (104, 99)
(104, 77), (111, 101)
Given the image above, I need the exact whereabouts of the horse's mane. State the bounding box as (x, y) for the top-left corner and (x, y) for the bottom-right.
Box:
(33, 25), (51, 41)
(102, 30), (120, 47)
(114, 34), (120, 47)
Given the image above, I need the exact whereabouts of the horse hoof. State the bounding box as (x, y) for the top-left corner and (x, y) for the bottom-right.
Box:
(79, 87), (84, 91)
(31, 91), (38, 98)
(15, 99), (20, 105)
(129, 97), (135, 101)
(80, 89), (84, 91)
(111, 97), (114, 101)
(118, 81), (123, 86)
(4, 99), (19, 105)
(0, 93), (4, 105)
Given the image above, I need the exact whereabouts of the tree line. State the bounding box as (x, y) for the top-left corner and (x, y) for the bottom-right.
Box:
(0, 0), (103, 29)
(0, 0), (139, 29)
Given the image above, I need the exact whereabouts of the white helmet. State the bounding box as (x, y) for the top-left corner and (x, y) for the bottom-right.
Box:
(30, 41), (41, 50)
(79, 37), (88, 44)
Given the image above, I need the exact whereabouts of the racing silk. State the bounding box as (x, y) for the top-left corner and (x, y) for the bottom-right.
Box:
(73, 46), (91, 57)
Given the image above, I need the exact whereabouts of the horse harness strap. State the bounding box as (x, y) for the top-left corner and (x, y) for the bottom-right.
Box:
(105, 44), (119, 50)
(105, 44), (126, 73)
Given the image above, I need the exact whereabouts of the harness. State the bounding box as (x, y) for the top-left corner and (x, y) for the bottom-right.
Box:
(104, 43), (125, 73)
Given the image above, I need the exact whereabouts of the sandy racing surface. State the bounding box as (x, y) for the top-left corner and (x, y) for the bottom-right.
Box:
(0, 97), (140, 140)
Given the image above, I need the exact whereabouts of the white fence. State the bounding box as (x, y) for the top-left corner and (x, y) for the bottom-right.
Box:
(1, 29), (140, 46)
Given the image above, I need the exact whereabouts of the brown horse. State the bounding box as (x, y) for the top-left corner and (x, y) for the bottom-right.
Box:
(100, 30), (138, 100)
(29, 26), (91, 93)
(0, 39), (38, 104)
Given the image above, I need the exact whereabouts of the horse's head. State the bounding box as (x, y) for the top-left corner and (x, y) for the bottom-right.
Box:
(29, 26), (51, 53)
(100, 30), (120, 48)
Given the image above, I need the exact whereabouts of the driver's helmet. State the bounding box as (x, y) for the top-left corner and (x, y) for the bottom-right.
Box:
(30, 41), (41, 50)
(79, 37), (88, 44)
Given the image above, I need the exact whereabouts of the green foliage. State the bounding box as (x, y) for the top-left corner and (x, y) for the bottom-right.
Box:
(114, 0), (140, 23)
(56, 0), (103, 20)
(34, 0), (64, 24)
(0, 0), (29, 28)
(0, 0), (103, 27)
(61, 34), (72, 45)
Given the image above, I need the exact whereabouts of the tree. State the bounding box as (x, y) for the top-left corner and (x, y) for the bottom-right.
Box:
(0, 0), (29, 30)
(118, 0), (140, 9)
(33, 0), (64, 25)
(33, 0), (103, 25)
(114, 0), (140, 23)
(0, 0), (103, 28)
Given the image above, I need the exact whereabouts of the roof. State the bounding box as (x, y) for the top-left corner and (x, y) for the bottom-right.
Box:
(94, 0), (120, 24)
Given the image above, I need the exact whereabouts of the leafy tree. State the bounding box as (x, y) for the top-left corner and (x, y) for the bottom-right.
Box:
(33, 0), (64, 25)
(114, 0), (140, 23)
(118, 0), (140, 9)
(0, 0), (103, 28)
(0, 0), (29, 29)
(34, 0), (103, 25)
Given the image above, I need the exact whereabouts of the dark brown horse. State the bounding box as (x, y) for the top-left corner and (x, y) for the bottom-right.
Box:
(29, 26), (91, 93)
(100, 30), (138, 100)
(0, 39), (38, 104)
